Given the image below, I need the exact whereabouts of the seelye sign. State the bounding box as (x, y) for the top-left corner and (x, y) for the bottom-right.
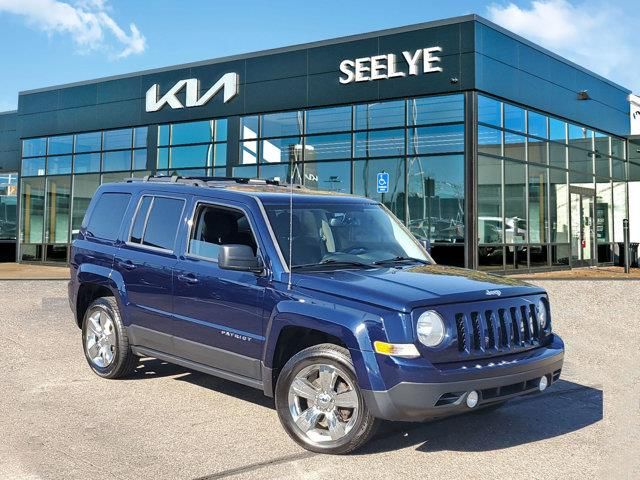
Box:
(339, 47), (443, 84)
(145, 72), (239, 112)
(144, 47), (443, 112)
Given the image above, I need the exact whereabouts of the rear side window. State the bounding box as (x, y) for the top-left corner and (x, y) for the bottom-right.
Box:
(129, 196), (184, 251)
(86, 192), (131, 241)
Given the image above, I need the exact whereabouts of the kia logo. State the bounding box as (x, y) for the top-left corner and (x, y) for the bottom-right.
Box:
(145, 72), (239, 112)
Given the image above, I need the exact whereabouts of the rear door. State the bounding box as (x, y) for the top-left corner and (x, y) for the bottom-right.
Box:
(74, 190), (132, 273)
(172, 199), (266, 382)
(113, 192), (190, 352)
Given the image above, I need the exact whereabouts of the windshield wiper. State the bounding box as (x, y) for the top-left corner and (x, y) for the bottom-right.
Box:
(373, 256), (430, 266)
(292, 259), (374, 271)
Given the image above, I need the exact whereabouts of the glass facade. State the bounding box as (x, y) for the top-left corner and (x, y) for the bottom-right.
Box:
(238, 94), (466, 265)
(629, 140), (640, 246)
(13, 90), (633, 272)
(476, 94), (629, 271)
(0, 173), (18, 241)
(157, 119), (227, 175)
(19, 127), (148, 262)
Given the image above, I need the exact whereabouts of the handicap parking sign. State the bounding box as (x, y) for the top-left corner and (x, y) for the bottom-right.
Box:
(377, 172), (389, 194)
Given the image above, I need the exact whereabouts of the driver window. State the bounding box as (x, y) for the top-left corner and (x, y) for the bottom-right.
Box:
(188, 205), (257, 261)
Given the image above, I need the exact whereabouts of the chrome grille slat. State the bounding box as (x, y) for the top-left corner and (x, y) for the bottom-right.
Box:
(530, 304), (540, 339)
(471, 312), (482, 351)
(483, 311), (496, 350)
(520, 305), (532, 343)
(498, 309), (510, 348)
(455, 313), (467, 352)
(490, 311), (500, 349)
(511, 307), (523, 345)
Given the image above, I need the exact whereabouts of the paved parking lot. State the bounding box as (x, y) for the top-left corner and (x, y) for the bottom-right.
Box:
(1, 280), (638, 479)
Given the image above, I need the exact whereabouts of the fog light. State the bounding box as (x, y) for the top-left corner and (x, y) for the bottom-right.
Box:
(466, 390), (479, 408)
(539, 376), (548, 392)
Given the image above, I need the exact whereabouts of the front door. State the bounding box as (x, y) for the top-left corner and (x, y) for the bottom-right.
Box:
(172, 201), (265, 382)
(570, 190), (595, 266)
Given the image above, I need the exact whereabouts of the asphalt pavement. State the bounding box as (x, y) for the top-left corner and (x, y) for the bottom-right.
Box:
(0, 280), (638, 479)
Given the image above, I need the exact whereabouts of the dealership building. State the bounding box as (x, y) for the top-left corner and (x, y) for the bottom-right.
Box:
(0, 14), (638, 272)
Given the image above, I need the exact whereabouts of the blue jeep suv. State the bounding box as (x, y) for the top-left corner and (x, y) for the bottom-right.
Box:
(68, 176), (564, 454)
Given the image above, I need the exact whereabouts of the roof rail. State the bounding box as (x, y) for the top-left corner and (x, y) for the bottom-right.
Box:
(126, 174), (207, 187)
(126, 174), (294, 188)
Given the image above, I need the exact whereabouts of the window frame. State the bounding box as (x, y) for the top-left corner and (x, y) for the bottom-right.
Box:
(125, 194), (186, 254)
(184, 200), (262, 265)
(84, 192), (132, 242)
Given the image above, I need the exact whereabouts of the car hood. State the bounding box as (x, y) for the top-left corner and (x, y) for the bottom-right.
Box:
(293, 264), (543, 312)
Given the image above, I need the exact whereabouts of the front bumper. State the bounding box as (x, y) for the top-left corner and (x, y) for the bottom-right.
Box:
(362, 338), (564, 422)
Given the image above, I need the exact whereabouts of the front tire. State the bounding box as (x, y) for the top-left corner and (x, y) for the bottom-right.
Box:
(81, 297), (137, 379)
(275, 344), (379, 454)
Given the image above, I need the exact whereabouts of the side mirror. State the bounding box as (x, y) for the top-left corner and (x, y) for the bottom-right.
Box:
(218, 244), (263, 273)
(420, 239), (432, 253)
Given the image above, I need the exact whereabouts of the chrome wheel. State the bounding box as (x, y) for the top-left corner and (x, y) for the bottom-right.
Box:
(287, 363), (360, 443)
(85, 309), (116, 368)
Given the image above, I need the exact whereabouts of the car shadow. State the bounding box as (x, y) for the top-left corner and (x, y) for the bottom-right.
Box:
(128, 357), (191, 379)
(357, 379), (602, 455)
(128, 361), (601, 455)
(129, 357), (275, 409)
(175, 370), (276, 409)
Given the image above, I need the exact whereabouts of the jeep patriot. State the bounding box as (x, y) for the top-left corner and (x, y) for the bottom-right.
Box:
(68, 176), (564, 454)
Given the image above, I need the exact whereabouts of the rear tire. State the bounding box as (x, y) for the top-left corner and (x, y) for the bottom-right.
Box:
(81, 297), (137, 379)
(275, 343), (379, 454)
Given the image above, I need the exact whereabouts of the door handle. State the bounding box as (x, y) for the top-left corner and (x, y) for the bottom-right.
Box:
(177, 273), (199, 284)
(118, 260), (136, 271)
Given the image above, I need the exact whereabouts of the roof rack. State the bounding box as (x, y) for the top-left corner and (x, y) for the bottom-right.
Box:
(126, 174), (293, 188)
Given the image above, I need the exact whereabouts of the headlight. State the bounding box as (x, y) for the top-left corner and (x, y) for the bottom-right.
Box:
(536, 298), (549, 330)
(417, 310), (445, 347)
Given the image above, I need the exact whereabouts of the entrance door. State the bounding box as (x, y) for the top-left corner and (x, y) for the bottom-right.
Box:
(570, 191), (595, 266)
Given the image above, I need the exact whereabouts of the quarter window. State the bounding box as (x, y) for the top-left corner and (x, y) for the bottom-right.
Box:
(86, 192), (131, 241)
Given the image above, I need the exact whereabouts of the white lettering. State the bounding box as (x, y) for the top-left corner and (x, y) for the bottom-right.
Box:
(386, 54), (406, 78)
(402, 49), (422, 76)
(354, 57), (371, 82)
(145, 80), (187, 111)
(630, 94), (640, 136)
(194, 73), (240, 106)
(145, 72), (239, 112)
(338, 47), (443, 84)
(339, 59), (355, 84)
(423, 47), (443, 73)
(370, 54), (388, 80)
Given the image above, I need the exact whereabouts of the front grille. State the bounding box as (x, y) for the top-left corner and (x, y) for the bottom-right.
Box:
(454, 302), (542, 355)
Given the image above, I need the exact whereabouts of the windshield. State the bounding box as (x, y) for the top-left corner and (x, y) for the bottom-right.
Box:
(264, 202), (432, 269)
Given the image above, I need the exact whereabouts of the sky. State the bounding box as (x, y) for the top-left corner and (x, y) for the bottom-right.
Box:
(0, 0), (638, 112)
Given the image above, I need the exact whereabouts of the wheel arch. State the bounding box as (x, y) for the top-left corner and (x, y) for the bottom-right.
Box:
(75, 264), (127, 328)
(262, 300), (382, 396)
